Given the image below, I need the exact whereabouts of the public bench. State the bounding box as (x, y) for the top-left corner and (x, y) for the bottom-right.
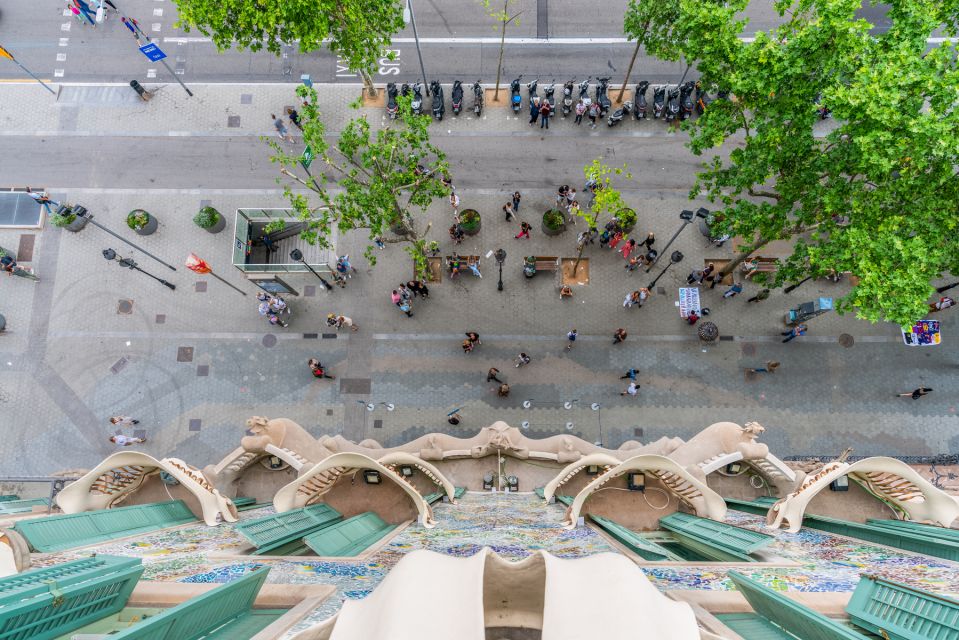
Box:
(303, 512), (396, 557)
(534, 256), (559, 271)
(236, 503), (343, 555)
(741, 257), (778, 278)
(0, 555), (144, 639)
(445, 255), (481, 277)
(13, 500), (197, 552)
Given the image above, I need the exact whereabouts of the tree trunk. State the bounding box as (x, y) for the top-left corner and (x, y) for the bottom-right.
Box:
(616, 36), (644, 103)
(573, 241), (586, 274)
(494, 3), (507, 102)
(361, 70), (377, 97)
(719, 237), (771, 278)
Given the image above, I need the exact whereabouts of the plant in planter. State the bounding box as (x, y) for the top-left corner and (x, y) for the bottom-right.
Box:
(127, 209), (158, 236)
(50, 209), (77, 228)
(617, 208), (638, 233)
(193, 206), (226, 234)
(459, 209), (481, 235)
(541, 208), (567, 236)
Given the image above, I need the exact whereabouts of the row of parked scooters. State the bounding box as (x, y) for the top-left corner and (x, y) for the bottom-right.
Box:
(385, 77), (723, 125)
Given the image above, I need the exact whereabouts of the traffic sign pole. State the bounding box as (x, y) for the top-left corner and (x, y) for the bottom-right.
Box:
(158, 58), (193, 97)
(138, 42), (192, 98)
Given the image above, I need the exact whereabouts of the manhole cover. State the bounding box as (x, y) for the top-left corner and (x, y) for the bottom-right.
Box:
(741, 343), (756, 357)
(262, 334), (277, 348)
(117, 299), (133, 314)
(839, 333), (855, 348)
(177, 346), (194, 362)
(155, 314), (166, 324)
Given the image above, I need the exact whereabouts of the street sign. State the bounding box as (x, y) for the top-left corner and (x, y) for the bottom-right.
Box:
(301, 146), (314, 170)
(138, 43), (167, 62)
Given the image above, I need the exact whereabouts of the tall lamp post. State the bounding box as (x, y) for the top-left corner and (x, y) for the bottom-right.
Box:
(403, 0), (430, 95)
(290, 249), (333, 291)
(74, 207), (176, 271)
(648, 251), (684, 289)
(103, 248), (175, 290)
(495, 248), (507, 291)
(646, 208), (707, 272)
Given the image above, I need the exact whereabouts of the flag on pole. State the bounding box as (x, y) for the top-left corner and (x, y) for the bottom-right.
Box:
(0, 45), (15, 61)
(185, 253), (211, 274)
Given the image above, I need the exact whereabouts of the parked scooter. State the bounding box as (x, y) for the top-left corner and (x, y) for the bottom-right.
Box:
(633, 81), (649, 120)
(665, 86), (680, 122)
(430, 81), (444, 120)
(473, 80), (484, 116)
(595, 76), (612, 116)
(386, 82), (399, 119)
(411, 83), (423, 115)
(451, 80), (464, 116)
(562, 80), (574, 117)
(695, 81), (711, 115)
(527, 79), (539, 110)
(578, 78), (591, 102)
(510, 77), (523, 113)
(607, 101), (633, 127)
(679, 81), (695, 120)
(544, 81), (556, 116)
(653, 85), (666, 119)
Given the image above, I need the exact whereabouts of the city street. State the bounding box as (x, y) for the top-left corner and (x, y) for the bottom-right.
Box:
(0, 4), (956, 479)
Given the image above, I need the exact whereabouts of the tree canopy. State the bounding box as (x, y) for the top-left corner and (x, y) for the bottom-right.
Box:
(174, 0), (404, 74)
(268, 87), (449, 278)
(664, 0), (959, 326)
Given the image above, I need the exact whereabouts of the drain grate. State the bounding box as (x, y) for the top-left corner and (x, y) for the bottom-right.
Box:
(196, 365), (209, 377)
(177, 347), (194, 362)
(155, 314), (166, 324)
(117, 299), (133, 314)
(262, 334), (277, 348)
(839, 333), (855, 348)
(189, 419), (201, 431)
(227, 115), (240, 128)
(195, 281), (207, 292)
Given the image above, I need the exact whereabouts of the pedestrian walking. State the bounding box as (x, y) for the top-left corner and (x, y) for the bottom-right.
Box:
(686, 310), (700, 325)
(723, 282), (744, 298)
(637, 287), (651, 307)
(503, 201), (515, 221)
(268, 313), (288, 328)
(449, 192), (460, 215)
(68, 3), (87, 25)
(623, 291), (641, 309)
(587, 101), (599, 128)
(620, 368), (640, 380)
(110, 435), (145, 447)
(539, 101), (552, 128)
(625, 256), (642, 273)
(566, 188), (577, 209)
(415, 280), (430, 299)
(699, 262), (715, 284)
(515, 221), (532, 239)
(608, 231), (624, 250)
(465, 332), (482, 345)
(462, 339), (475, 354)
(560, 284), (573, 299)
(613, 328), (628, 344)
(308, 358), (336, 380)
(512, 191), (521, 213)
(336, 315), (358, 331)
(556, 185), (569, 207)
(574, 99), (587, 125)
(398, 283), (412, 302)
(929, 296), (954, 313)
(747, 288), (771, 303)
(487, 367), (503, 383)
(73, 0), (97, 25)
(109, 415), (139, 426)
(565, 329), (578, 351)
(686, 269), (704, 285)
(620, 381), (640, 396)
(641, 232), (655, 250)
(599, 229), (611, 248)
(399, 299), (413, 317)
(529, 96), (541, 125)
(515, 352), (531, 367)
(898, 387), (933, 399)
(1, 255), (39, 281)
(286, 106), (303, 130)
(497, 383), (511, 397)
(272, 114), (295, 144)
(449, 223), (465, 245)
(568, 200), (581, 220)
(781, 323), (807, 343)
(374, 237), (386, 249)
(620, 238), (636, 260)
(26, 188), (59, 214)
(269, 295), (290, 314)
(747, 361), (780, 374)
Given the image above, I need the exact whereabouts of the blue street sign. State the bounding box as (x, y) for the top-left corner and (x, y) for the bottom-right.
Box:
(138, 43), (167, 62)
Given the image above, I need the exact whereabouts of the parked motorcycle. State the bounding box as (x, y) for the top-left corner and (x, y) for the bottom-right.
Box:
(607, 101), (633, 127)
(527, 79), (539, 110)
(544, 81), (556, 116)
(694, 81), (711, 115)
(430, 80), (444, 120)
(679, 81), (695, 120)
(562, 80), (574, 117)
(473, 80), (484, 116)
(411, 83), (423, 115)
(386, 82), (399, 119)
(633, 81), (649, 120)
(665, 86), (680, 122)
(510, 77), (523, 113)
(451, 80), (463, 116)
(653, 85), (666, 119)
(595, 76), (612, 116)
(578, 78), (590, 102)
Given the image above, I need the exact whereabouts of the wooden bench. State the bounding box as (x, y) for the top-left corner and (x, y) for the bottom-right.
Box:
(534, 256), (559, 271)
(445, 255), (481, 276)
(741, 257), (778, 278)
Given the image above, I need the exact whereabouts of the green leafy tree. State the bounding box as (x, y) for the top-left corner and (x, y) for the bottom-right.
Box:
(666, 0), (959, 326)
(572, 160), (632, 273)
(268, 86), (449, 279)
(173, 0), (405, 95)
(618, 0), (683, 101)
(480, 0), (523, 101)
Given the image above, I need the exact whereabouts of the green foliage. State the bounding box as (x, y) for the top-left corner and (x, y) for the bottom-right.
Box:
(664, 0), (959, 327)
(459, 209), (481, 233)
(173, 0), (404, 74)
(269, 86), (449, 279)
(622, 0), (682, 61)
(617, 208), (638, 230)
(542, 209), (566, 231)
(49, 210), (76, 227)
(193, 206), (220, 229)
(126, 210), (150, 231)
(581, 159), (632, 227)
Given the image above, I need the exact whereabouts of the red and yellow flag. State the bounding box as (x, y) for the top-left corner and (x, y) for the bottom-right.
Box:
(185, 253), (211, 274)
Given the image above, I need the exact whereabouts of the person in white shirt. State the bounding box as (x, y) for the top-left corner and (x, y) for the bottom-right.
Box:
(621, 382), (640, 396)
(110, 435), (145, 446)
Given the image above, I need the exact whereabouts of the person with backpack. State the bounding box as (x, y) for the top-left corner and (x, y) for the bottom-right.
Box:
(587, 101), (599, 128)
(308, 358), (336, 380)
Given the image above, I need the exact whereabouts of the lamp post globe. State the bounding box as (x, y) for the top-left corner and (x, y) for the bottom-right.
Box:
(494, 248), (507, 291)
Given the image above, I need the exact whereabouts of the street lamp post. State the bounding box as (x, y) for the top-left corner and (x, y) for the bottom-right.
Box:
(404, 0), (430, 95)
(648, 251), (684, 290)
(646, 208), (707, 272)
(290, 249), (333, 291)
(103, 248), (175, 290)
(591, 403), (602, 447)
(495, 248), (507, 291)
(74, 206), (177, 271)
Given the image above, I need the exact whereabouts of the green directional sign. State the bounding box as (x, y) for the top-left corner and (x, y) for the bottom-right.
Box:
(301, 145), (314, 169)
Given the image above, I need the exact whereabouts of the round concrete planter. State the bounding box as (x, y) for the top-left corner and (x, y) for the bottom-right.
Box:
(64, 215), (89, 232)
(459, 209), (481, 236)
(195, 207), (226, 234)
(541, 209), (567, 236)
(128, 210), (158, 236)
(618, 208), (637, 234)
